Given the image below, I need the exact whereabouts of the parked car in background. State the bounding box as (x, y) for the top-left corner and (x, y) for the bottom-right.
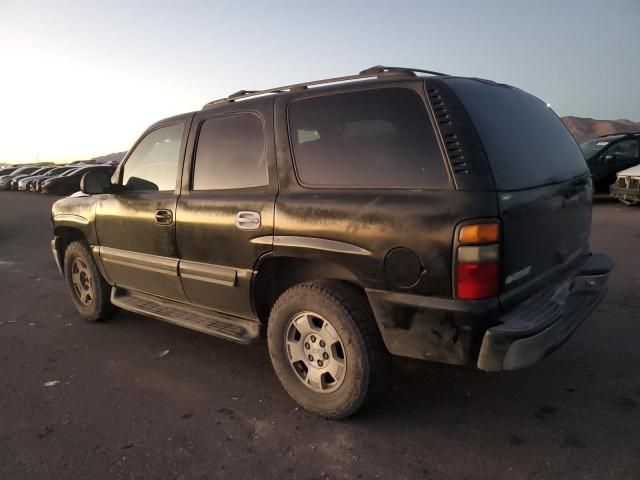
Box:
(610, 164), (640, 205)
(42, 165), (115, 195)
(34, 167), (81, 192)
(11, 167), (54, 190)
(0, 166), (41, 190)
(581, 132), (640, 193)
(51, 66), (612, 418)
(0, 166), (19, 176)
(23, 166), (75, 191)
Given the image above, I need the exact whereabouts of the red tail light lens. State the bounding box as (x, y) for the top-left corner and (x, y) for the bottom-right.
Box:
(456, 262), (499, 300)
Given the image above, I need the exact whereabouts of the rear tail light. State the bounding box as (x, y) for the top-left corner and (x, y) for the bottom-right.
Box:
(455, 222), (500, 300)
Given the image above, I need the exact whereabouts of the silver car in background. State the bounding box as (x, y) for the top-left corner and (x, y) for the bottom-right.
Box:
(611, 164), (640, 205)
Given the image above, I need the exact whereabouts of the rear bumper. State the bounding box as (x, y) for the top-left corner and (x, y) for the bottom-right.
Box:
(477, 252), (613, 371)
(366, 290), (500, 366)
(366, 252), (612, 369)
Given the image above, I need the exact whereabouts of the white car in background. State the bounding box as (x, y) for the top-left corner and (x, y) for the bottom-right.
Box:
(611, 164), (640, 205)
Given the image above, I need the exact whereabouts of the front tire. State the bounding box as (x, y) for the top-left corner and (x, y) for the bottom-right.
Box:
(63, 241), (114, 322)
(267, 281), (388, 419)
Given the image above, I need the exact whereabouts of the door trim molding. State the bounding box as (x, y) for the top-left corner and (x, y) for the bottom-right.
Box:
(99, 246), (178, 276)
(179, 260), (238, 287)
(251, 235), (371, 256)
(98, 247), (242, 287)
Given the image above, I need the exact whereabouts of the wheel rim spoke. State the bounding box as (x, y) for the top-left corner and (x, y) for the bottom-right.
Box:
(305, 368), (324, 390)
(294, 313), (317, 336)
(70, 257), (94, 305)
(286, 337), (306, 364)
(326, 356), (345, 383)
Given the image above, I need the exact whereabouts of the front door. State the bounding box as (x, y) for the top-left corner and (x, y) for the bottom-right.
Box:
(95, 120), (191, 300)
(176, 104), (276, 318)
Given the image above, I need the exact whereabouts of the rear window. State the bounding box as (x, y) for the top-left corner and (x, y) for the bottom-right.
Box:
(288, 88), (449, 189)
(444, 78), (587, 190)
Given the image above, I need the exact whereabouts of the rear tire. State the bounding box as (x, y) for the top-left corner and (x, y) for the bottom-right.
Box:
(267, 281), (388, 419)
(63, 241), (114, 322)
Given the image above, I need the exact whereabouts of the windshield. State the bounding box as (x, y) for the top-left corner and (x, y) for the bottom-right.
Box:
(444, 78), (588, 190)
(46, 167), (71, 176)
(12, 166), (39, 175)
(580, 136), (624, 159)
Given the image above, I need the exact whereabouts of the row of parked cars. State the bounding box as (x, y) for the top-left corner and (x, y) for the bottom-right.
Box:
(0, 162), (117, 195)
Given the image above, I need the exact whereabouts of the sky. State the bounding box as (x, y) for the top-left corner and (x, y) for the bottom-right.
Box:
(1, 0), (639, 164)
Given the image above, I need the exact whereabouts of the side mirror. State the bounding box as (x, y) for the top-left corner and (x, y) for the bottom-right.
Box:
(80, 171), (113, 194)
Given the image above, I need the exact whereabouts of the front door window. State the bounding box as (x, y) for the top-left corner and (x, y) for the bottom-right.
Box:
(122, 124), (184, 191)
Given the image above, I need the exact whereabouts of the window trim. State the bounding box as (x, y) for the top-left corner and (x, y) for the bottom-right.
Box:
(189, 111), (269, 193)
(117, 120), (187, 193)
(286, 85), (451, 190)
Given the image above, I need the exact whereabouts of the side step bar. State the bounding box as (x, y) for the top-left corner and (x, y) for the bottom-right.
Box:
(110, 288), (260, 344)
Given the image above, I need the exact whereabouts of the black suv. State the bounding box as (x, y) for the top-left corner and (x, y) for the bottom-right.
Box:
(581, 132), (640, 192)
(51, 66), (612, 418)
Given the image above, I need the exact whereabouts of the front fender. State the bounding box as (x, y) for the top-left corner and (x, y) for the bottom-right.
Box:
(51, 196), (98, 245)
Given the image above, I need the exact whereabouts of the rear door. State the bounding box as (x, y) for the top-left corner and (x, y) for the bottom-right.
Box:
(444, 78), (592, 309)
(95, 120), (190, 301)
(175, 100), (277, 318)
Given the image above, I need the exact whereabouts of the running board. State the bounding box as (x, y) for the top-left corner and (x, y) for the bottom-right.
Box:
(110, 288), (260, 344)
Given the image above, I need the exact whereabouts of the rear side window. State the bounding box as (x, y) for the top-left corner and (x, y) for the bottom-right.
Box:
(288, 88), (449, 188)
(444, 78), (588, 190)
(193, 113), (267, 190)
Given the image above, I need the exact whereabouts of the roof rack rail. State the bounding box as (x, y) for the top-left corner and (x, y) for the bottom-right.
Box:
(358, 65), (447, 76)
(596, 131), (640, 138)
(203, 65), (447, 108)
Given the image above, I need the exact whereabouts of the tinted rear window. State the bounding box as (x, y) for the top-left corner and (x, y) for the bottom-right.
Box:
(288, 88), (449, 188)
(444, 78), (587, 190)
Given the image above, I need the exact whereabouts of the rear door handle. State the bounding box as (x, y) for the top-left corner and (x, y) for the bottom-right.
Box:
(236, 211), (261, 230)
(154, 209), (173, 225)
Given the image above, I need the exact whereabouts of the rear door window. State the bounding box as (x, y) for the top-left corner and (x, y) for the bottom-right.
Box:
(192, 113), (267, 190)
(288, 88), (449, 189)
(444, 78), (587, 190)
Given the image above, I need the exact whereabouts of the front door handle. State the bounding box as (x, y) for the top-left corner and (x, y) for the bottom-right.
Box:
(236, 211), (261, 230)
(154, 209), (173, 225)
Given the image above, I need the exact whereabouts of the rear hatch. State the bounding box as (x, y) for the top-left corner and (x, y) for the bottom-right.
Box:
(444, 78), (592, 310)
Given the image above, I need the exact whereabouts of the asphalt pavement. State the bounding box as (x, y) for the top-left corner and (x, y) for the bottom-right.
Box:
(0, 191), (638, 480)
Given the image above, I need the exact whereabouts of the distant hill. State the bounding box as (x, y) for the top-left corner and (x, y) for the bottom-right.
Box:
(561, 116), (640, 143)
(72, 151), (126, 165)
(92, 151), (126, 163)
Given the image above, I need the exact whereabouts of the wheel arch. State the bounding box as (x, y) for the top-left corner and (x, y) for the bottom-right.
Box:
(252, 256), (368, 324)
(54, 226), (90, 272)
